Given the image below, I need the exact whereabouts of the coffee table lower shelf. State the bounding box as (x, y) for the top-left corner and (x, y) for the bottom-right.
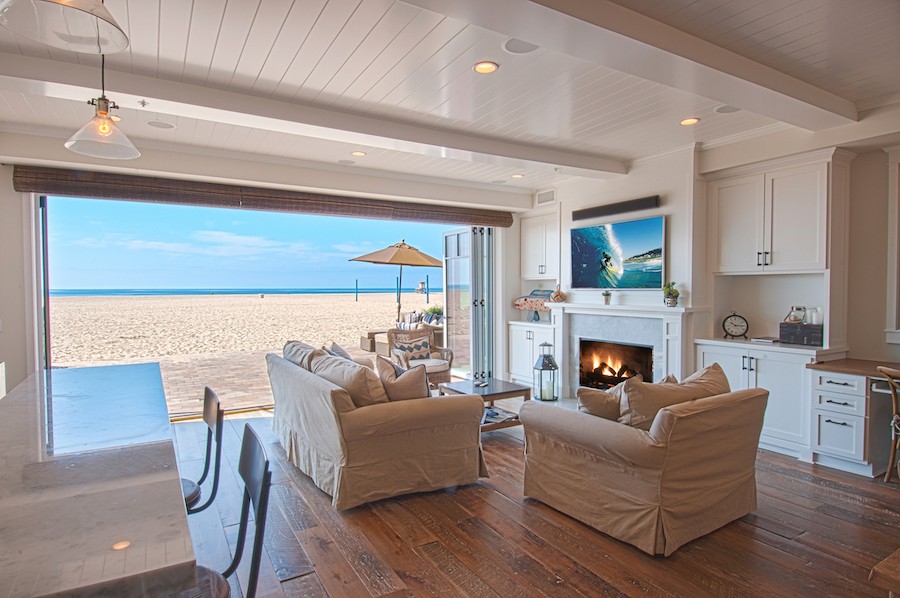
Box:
(437, 378), (532, 433)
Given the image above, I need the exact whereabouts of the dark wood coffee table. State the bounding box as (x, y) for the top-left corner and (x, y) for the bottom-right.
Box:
(438, 378), (531, 432)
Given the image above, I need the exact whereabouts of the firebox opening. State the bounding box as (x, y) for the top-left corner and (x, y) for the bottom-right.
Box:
(579, 339), (653, 389)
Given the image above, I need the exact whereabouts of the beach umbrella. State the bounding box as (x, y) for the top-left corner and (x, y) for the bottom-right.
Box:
(350, 240), (442, 322)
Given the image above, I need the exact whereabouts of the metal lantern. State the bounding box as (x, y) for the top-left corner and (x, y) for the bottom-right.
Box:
(533, 342), (558, 401)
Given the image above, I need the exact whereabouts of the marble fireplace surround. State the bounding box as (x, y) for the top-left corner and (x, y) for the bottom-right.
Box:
(547, 303), (699, 398)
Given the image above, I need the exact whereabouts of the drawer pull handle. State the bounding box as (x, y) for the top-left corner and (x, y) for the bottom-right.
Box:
(824, 419), (850, 427)
(825, 399), (851, 406)
(825, 380), (852, 387)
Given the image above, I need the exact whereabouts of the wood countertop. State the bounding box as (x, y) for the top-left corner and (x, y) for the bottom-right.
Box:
(807, 358), (900, 378)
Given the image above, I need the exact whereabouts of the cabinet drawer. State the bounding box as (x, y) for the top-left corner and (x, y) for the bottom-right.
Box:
(813, 391), (866, 417)
(812, 372), (865, 396)
(813, 411), (865, 460)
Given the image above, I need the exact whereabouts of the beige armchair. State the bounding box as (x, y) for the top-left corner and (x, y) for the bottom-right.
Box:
(387, 327), (453, 387)
(519, 388), (769, 556)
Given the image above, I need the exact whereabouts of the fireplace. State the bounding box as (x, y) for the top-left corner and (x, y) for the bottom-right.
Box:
(579, 339), (654, 389)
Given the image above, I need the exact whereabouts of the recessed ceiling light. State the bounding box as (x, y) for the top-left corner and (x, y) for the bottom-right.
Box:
(679, 117), (701, 126)
(337, 159), (356, 165)
(111, 541), (130, 551)
(715, 104), (741, 114)
(146, 120), (176, 129)
(511, 173), (525, 179)
(473, 61), (499, 74)
(351, 151), (367, 157)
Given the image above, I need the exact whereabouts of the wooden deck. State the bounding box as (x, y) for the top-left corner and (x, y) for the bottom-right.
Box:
(174, 415), (900, 597)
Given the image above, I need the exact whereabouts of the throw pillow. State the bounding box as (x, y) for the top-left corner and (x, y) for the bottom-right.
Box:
(576, 387), (619, 420)
(375, 355), (429, 401)
(617, 363), (730, 430)
(283, 340), (324, 370)
(658, 374), (679, 384)
(324, 341), (353, 361)
(395, 338), (431, 360)
(308, 352), (389, 408)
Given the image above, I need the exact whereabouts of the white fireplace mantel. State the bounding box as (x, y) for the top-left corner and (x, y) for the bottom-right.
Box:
(547, 302), (706, 398)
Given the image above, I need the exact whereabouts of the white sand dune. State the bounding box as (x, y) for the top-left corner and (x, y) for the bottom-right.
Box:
(50, 292), (436, 365)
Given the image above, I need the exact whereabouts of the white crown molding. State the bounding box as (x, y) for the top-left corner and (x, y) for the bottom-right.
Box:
(703, 147), (854, 180)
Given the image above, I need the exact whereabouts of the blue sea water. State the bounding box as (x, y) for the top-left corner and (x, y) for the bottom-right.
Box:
(50, 287), (442, 297)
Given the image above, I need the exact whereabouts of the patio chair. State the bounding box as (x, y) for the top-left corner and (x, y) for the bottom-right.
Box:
(387, 327), (453, 387)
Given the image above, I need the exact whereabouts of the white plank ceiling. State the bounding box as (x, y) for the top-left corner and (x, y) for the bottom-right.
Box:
(0, 0), (897, 190)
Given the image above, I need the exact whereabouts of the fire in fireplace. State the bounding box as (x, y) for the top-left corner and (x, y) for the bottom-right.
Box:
(579, 339), (653, 389)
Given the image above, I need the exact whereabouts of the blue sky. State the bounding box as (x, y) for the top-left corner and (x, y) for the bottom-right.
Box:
(47, 196), (453, 290)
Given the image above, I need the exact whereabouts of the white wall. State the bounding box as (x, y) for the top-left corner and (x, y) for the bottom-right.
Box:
(846, 150), (900, 361)
(0, 166), (31, 388)
(552, 147), (705, 307)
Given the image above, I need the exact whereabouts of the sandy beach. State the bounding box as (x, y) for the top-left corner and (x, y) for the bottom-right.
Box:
(50, 292), (436, 365)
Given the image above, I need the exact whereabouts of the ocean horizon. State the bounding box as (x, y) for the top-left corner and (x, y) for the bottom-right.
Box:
(50, 287), (443, 298)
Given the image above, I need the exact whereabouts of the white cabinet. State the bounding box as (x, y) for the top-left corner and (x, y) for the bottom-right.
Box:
(508, 322), (555, 383)
(696, 341), (812, 454)
(520, 214), (559, 279)
(809, 369), (892, 477)
(709, 163), (827, 273)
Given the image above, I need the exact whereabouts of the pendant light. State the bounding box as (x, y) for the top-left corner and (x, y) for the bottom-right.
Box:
(0, 0), (128, 54)
(65, 55), (140, 160)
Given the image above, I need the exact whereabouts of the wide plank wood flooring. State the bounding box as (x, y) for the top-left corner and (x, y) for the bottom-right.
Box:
(174, 415), (899, 597)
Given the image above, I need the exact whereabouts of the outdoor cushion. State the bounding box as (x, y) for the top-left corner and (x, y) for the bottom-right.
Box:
(396, 338), (431, 360)
(408, 357), (450, 373)
(618, 363), (730, 430)
(327, 341), (353, 360)
(375, 355), (429, 401)
(308, 352), (389, 408)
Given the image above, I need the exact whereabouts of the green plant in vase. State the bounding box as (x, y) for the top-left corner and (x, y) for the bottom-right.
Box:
(602, 290), (612, 305)
(662, 281), (680, 307)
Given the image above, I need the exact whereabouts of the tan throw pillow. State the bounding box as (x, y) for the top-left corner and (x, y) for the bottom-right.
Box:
(576, 387), (619, 421)
(283, 340), (324, 370)
(375, 355), (429, 401)
(618, 363), (730, 430)
(308, 352), (389, 408)
(658, 374), (678, 384)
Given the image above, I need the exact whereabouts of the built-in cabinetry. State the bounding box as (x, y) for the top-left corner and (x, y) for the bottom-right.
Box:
(508, 321), (555, 384)
(709, 163), (827, 273)
(520, 213), (559, 279)
(696, 339), (818, 455)
(808, 361), (893, 477)
(705, 147), (854, 353)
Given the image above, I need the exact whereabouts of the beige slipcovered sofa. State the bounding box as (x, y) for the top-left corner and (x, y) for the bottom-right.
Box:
(266, 346), (487, 510)
(520, 383), (769, 556)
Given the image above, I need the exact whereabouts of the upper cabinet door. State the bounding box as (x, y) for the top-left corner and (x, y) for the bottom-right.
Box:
(542, 214), (560, 280)
(764, 163), (828, 272)
(520, 216), (546, 278)
(709, 174), (766, 273)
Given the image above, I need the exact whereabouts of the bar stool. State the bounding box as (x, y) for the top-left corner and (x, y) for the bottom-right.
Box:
(876, 366), (900, 483)
(181, 387), (224, 513)
(170, 423), (272, 598)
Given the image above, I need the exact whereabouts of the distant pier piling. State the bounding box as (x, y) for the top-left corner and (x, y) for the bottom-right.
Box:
(355, 279), (358, 301)
(426, 275), (430, 303)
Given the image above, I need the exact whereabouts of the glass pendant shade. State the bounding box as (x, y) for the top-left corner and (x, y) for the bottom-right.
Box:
(0, 0), (128, 54)
(65, 98), (140, 160)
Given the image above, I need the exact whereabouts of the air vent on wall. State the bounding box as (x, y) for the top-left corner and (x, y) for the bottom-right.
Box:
(533, 187), (557, 209)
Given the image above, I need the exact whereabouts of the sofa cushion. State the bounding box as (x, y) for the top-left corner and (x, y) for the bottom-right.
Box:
(309, 352), (389, 408)
(409, 357), (449, 373)
(396, 338), (431, 360)
(284, 340), (325, 370)
(326, 341), (353, 361)
(618, 363), (730, 430)
(576, 387), (619, 420)
(375, 355), (429, 401)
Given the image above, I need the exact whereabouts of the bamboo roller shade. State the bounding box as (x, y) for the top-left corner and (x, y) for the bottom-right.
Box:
(12, 165), (514, 228)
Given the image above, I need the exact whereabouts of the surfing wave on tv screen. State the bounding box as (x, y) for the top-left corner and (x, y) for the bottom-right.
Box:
(571, 216), (664, 289)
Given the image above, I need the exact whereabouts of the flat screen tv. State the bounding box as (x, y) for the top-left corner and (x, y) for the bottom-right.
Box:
(571, 216), (664, 289)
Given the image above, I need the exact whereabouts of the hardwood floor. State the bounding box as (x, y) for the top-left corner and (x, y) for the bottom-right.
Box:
(174, 416), (899, 597)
